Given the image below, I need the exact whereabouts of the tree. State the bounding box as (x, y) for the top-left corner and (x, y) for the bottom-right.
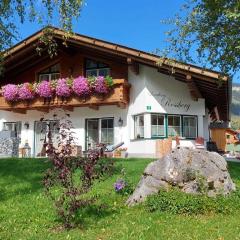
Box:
(0, 0), (84, 73)
(161, 0), (240, 78)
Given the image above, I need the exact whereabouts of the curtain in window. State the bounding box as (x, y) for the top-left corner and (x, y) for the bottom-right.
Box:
(168, 115), (181, 137)
(101, 118), (114, 145)
(134, 115), (144, 138)
(183, 116), (197, 138)
(151, 114), (165, 137)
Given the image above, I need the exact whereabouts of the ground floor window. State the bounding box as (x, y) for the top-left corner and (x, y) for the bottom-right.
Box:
(133, 113), (198, 139)
(3, 121), (22, 138)
(134, 115), (144, 139)
(183, 116), (197, 138)
(151, 114), (165, 137)
(101, 118), (114, 145)
(168, 115), (181, 137)
(86, 118), (114, 149)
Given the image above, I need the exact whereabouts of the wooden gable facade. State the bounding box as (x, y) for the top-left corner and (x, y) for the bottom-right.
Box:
(1, 34), (131, 113)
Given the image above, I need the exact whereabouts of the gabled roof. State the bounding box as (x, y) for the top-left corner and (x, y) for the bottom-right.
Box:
(3, 27), (231, 121)
(4, 27), (227, 81)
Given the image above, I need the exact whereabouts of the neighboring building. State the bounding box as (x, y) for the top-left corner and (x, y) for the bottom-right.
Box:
(0, 28), (231, 157)
(210, 126), (240, 152)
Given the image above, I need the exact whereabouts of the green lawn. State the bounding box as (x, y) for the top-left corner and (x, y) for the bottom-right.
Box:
(0, 158), (240, 240)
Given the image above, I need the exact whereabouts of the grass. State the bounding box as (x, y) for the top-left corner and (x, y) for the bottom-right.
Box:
(0, 158), (240, 240)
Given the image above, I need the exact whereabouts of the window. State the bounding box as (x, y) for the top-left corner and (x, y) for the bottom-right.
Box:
(86, 118), (114, 150)
(183, 116), (197, 138)
(134, 115), (144, 139)
(85, 59), (110, 77)
(101, 118), (114, 145)
(168, 115), (181, 137)
(151, 114), (165, 137)
(3, 122), (22, 138)
(38, 63), (60, 81)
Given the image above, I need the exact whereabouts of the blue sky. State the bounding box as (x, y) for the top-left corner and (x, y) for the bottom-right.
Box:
(16, 0), (239, 83)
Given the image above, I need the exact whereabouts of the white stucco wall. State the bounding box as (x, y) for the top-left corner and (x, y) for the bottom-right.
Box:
(0, 64), (210, 158)
(126, 65), (208, 157)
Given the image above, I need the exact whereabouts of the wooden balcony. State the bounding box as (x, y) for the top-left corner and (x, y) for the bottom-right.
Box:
(0, 79), (130, 113)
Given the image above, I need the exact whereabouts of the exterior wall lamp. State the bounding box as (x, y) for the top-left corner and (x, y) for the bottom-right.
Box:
(118, 117), (123, 127)
(24, 122), (30, 130)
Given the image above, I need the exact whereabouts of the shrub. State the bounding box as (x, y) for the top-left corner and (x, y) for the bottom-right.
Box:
(146, 188), (240, 215)
(43, 116), (113, 228)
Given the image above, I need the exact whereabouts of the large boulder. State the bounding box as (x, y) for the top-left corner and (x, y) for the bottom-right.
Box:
(126, 147), (236, 206)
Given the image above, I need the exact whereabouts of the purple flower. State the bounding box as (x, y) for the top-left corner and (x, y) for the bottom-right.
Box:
(2, 84), (19, 101)
(72, 76), (91, 97)
(114, 179), (125, 192)
(36, 81), (53, 98)
(94, 76), (108, 94)
(18, 83), (34, 100)
(56, 78), (72, 97)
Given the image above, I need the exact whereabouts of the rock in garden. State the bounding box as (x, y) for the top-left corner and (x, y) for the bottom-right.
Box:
(126, 147), (236, 206)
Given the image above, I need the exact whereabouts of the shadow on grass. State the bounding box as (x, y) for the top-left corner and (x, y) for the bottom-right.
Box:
(228, 162), (240, 183)
(0, 158), (50, 201)
(52, 203), (119, 231)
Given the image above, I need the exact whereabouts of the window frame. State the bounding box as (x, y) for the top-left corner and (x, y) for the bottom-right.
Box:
(38, 63), (60, 81)
(167, 115), (182, 137)
(182, 115), (198, 139)
(100, 118), (114, 146)
(85, 58), (110, 77)
(134, 114), (145, 139)
(85, 117), (114, 150)
(151, 113), (166, 138)
(2, 121), (22, 138)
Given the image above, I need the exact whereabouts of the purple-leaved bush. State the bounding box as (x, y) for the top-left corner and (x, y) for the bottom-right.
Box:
(43, 115), (112, 228)
(2, 84), (19, 101)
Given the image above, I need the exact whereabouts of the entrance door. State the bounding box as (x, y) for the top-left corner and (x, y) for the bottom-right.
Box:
(86, 119), (99, 150)
(34, 120), (59, 157)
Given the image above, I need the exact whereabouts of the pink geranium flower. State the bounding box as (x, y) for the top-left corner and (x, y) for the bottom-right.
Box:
(94, 76), (108, 94)
(18, 83), (35, 100)
(56, 78), (72, 97)
(72, 76), (91, 97)
(2, 84), (19, 101)
(36, 81), (53, 98)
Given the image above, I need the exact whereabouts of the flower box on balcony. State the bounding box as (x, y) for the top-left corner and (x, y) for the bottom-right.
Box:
(0, 79), (130, 113)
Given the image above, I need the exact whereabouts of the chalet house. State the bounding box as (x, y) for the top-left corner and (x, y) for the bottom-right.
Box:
(0, 28), (231, 157)
(210, 126), (240, 152)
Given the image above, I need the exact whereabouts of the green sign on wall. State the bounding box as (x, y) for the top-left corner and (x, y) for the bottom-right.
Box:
(146, 106), (151, 111)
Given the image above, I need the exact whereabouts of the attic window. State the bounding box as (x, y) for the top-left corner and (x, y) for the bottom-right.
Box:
(85, 59), (110, 77)
(38, 64), (60, 81)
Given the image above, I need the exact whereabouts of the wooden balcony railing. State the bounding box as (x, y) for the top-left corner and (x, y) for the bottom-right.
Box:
(0, 79), (130, 113)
